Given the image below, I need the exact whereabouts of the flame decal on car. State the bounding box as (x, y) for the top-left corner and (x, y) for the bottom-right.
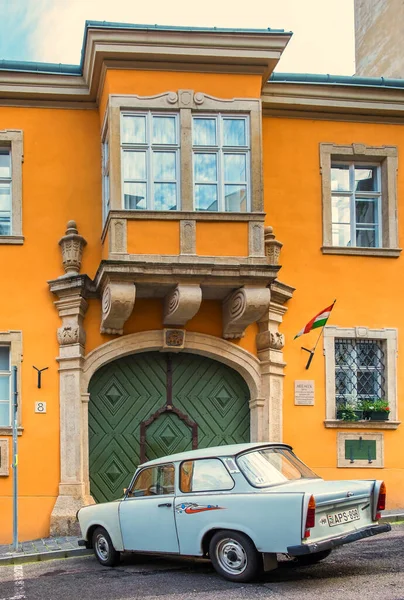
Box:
(176, 502), (225, 514)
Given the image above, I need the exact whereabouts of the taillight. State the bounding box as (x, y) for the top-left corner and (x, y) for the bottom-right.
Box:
(377, 481), (386, 512)
(304, 495), (316, 538)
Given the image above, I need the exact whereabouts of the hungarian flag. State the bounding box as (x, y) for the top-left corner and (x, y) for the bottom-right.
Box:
(294, 301), (336, 339)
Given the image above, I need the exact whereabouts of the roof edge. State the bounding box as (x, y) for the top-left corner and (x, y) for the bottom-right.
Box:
(270, 72), (404, 90)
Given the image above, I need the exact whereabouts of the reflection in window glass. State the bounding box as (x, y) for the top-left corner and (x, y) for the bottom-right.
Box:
(122, 115), (147, 144)
(152, 116), (177, 145)
(154, 183), (177, 210)
(0, 347), (9, 370)
(224, 154), (246, 182)
(0, 150), (11, 236)
(153, 152), (176, 181)
(238, 448), (319, 488)
(193, 118), (217, 146)
(331, 162), (381, 248)
(194, 154), (217, 183)
(0, 152), (11, 178)
(0, 346), (10, 427)
(195, 185), (218, 211)
(223, 119), (246, 146)
(180, 459), (234, 492)
(123, 151), (147, 181)
(131, 464), (175, 497)
(225, 185), (247, 212)
(124, 182), (147, 210)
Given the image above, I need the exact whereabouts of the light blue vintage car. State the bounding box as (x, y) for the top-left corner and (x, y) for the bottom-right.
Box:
(77, 442), (390, 582)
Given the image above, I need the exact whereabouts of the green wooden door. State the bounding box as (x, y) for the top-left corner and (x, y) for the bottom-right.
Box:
(88, 351), (250, 503)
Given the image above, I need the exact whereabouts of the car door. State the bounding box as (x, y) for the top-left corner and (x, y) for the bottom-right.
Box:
(119, 463), (179, 553)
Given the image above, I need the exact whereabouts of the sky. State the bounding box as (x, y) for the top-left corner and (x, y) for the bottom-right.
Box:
(0, 0), (355, 75)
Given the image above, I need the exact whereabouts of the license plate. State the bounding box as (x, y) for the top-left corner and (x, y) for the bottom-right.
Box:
(327, 507), (360, 527)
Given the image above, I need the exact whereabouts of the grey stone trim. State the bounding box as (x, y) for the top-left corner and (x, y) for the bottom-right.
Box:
(0, 439), (9, 476)
(0, 236), (24, 245)
(0, 427), (23, 436)
(222, 286), (271, 339)
(104, 210), (265, 224)
(324, 326), (398, 422)
(249, 222), (265, 257)
(321, 246), (401, 257)
(109, 218), (127, 253)
(180, 220), (196, 255)
(0, 130), (23, 239)
(320, 142), (399, 252)
(100, 280), (136, 334)
(163, 284), (202, 326)
(337, 432), (384, 468)
(325, 420), (400, 430)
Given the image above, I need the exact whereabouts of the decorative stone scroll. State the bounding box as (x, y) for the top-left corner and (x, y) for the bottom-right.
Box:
(222, 286), (271, 339)
(100, 281), (136, 335)
(58, 220), (87, 275)
(164, 284), (202, 326)
(264, 226), (283, 265)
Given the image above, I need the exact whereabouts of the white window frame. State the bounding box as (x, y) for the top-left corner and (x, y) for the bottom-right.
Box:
(324, 326), (398, 428)
(0, 130), (23, 244)
(192, 114), (251, 212)
(0, 345), (11, 428)
(120, 111), (180, 211)
(320, 143), (400, 257)
(0, 148), (12, 236)
(102, 135), (110, 226)
(331, 161), (382, 248)
(0, 331), (22, 436)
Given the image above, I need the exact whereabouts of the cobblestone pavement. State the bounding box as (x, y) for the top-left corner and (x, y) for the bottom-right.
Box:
(0, 536), (90, 565)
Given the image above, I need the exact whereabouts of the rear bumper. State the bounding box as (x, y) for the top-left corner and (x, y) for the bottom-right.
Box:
(287, 523), (391, 556)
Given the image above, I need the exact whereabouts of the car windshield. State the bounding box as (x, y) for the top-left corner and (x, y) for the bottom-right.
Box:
(237, 447), (320, 488)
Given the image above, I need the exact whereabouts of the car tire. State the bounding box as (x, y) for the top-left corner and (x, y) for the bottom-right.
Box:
(92, 526), (120, 567)
(293, 548), (332, 566)
(209, 530), (260, 583)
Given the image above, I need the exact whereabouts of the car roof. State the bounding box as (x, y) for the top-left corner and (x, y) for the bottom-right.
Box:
(140, 442), (293, 468)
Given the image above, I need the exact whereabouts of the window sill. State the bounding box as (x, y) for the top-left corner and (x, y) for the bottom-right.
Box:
(321, 246), (401, 258)
(0, 426), (24, 436)
(0, 235), (24, 245)
(324, 419), (400, 430)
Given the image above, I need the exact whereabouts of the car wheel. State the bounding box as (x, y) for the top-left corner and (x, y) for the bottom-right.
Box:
(293, 548), (332, 566)
(92, 526), (120, 567)
(209, 530), (260, 583)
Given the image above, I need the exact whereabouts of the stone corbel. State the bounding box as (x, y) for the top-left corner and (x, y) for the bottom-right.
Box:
(164, 284), (202, 326)
(222, 286), (271, 339)
(100, 281), (136, 335)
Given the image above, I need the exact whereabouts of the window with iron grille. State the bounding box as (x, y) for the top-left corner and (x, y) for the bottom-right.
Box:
(334, 338), (386, 410)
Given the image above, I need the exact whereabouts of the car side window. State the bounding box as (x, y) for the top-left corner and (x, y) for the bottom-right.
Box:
(180, 459), (234, 493)
(130, 464), (175, 497)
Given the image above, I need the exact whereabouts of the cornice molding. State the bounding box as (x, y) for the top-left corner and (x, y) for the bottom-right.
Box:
(0, 26), (291, 105)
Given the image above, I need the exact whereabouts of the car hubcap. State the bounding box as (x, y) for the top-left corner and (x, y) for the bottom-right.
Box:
(96, 534), (109, 561)
(216, 538), (247, 575)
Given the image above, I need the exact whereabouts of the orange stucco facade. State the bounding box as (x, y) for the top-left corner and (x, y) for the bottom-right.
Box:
(0, 23), (403, 544)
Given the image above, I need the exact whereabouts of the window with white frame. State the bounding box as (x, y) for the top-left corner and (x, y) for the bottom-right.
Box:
(331, 163), (381, 248)
(192, 115), (250, 212)
(0, 130), (23, 243)
(324, 326), (398, 426)
(121, 112), (180, 211)
(0, 346), (11, 427)
(320, 143), (400, 257)
(102, 138), (110, 225)
(0, 149), (12, 236)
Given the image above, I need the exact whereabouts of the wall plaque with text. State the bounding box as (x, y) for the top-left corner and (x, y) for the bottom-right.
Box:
(294, 380), (315, 405)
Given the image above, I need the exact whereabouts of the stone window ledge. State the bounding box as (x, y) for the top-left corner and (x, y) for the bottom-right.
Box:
(0, 236), (24, 245)
(325, 419), (400, 430)
(321, 246), (401, 258)
(0, 427), (24, 436)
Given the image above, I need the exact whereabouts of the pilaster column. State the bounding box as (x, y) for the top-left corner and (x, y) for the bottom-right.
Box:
(256, 280), (294, 442)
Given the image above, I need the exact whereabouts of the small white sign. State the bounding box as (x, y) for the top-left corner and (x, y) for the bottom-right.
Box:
(294, 381), (315, 405)
(35, 401), (47, 414)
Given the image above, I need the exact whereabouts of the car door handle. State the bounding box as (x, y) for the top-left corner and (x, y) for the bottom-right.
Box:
(158, 502), (172, 508)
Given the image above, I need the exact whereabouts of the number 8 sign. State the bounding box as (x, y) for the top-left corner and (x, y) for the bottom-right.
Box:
(35, 402), (47, 413)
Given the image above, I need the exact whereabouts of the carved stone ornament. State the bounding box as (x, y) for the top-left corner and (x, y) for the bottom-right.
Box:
(100, 281), (136, 335)
(264, 226), (283, 265)
(269, 331), (285, 350)
(222, 287), (271, 339)
(164, 284), (202, 326)
(58, 220), (87, 275)
(57, 324), (82, 346)
(163, 329), (185, 349)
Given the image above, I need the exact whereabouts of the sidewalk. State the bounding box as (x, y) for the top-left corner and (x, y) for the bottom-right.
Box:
(0, 536), (91, 566)
(0, 510), (403, 566)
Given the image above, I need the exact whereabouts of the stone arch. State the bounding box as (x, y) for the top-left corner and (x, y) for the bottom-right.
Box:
(82, 330), (262, 402)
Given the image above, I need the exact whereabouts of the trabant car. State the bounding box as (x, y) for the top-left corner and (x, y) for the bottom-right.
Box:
(77, 442), (390, 582)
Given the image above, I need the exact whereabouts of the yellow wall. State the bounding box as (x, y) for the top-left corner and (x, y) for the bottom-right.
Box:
(263, 116), (404, 508)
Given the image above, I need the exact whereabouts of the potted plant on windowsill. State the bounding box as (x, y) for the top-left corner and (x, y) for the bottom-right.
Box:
(336, 403), (364, 421)
(359, 399), (390, 421)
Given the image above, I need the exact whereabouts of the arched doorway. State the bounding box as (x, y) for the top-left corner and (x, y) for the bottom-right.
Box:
(88, 351), (250, 502)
